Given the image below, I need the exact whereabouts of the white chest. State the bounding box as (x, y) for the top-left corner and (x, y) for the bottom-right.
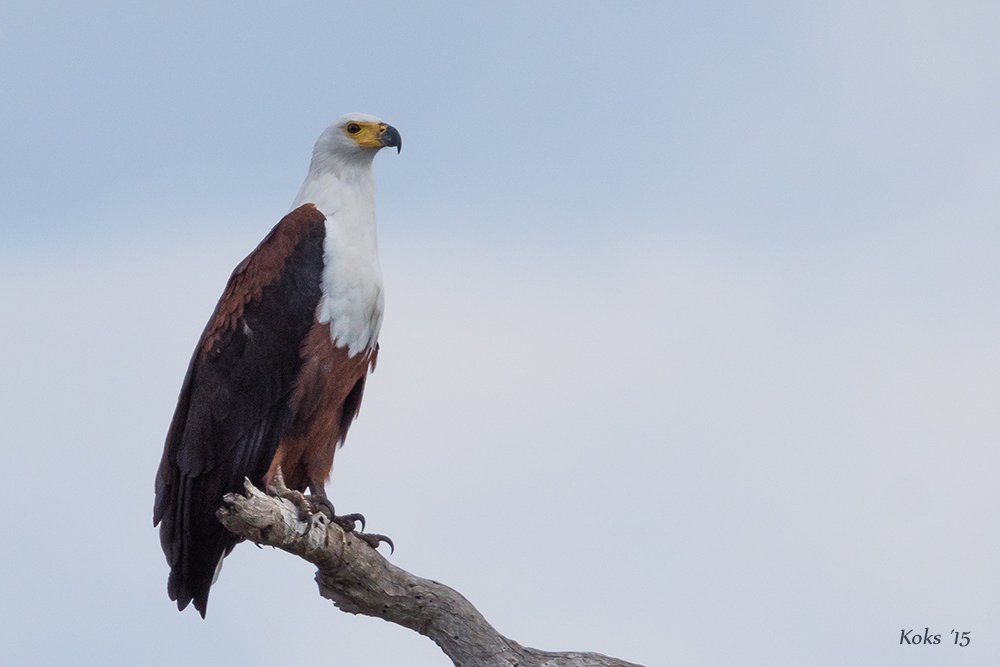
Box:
(317, 214), (384, 357)
(291, 155), (385, 357)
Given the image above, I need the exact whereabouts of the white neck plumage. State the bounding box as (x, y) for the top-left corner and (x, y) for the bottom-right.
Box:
(292, 154), (384, 358)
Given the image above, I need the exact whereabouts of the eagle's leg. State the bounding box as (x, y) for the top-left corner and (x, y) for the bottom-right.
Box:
(307, 481), (395, 554)
(265, 468), (318, 523)
(304, 483), (366, 532)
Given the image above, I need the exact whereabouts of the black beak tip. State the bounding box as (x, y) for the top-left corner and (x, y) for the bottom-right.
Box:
(383, 124), (402, 154)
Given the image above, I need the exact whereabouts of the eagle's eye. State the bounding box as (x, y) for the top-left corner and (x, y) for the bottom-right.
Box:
(346, 123), (362, 134)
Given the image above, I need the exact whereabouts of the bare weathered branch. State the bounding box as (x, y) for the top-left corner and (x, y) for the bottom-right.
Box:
(217, 480), (645, 667)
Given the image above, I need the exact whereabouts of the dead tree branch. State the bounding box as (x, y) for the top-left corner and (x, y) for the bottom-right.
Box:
(217, 480), (645, 667)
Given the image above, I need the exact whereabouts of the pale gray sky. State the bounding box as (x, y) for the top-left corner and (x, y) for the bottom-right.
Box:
(1, 2), (998, 666)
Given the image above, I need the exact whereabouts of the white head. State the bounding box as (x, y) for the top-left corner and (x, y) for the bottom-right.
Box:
(292, 113), (401, 213)
(308, 112), (402, 175)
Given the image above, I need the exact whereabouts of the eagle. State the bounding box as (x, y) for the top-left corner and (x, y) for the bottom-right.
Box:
(153, 113), (401, 617)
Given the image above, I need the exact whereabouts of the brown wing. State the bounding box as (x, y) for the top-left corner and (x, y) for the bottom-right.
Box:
(153, 204), (326, 617)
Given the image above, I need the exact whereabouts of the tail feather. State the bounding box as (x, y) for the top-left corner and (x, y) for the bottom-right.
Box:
(158, 473), (238, 618)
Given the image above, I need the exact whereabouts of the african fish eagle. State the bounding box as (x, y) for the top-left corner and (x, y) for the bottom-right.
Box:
(153, 113), (401, 617)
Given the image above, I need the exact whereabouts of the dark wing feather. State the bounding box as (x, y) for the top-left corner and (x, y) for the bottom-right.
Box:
(154, 205), (326, 617)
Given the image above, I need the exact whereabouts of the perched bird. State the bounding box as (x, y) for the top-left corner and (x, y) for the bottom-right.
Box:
(153, 113), (401, 617)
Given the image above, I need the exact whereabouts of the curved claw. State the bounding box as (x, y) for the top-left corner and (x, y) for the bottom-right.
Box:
(332, 512), (367, 534)
(357, 532), (394, 554)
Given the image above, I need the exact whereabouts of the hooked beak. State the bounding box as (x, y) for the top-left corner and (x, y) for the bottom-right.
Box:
(380, 124), (401, 154)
